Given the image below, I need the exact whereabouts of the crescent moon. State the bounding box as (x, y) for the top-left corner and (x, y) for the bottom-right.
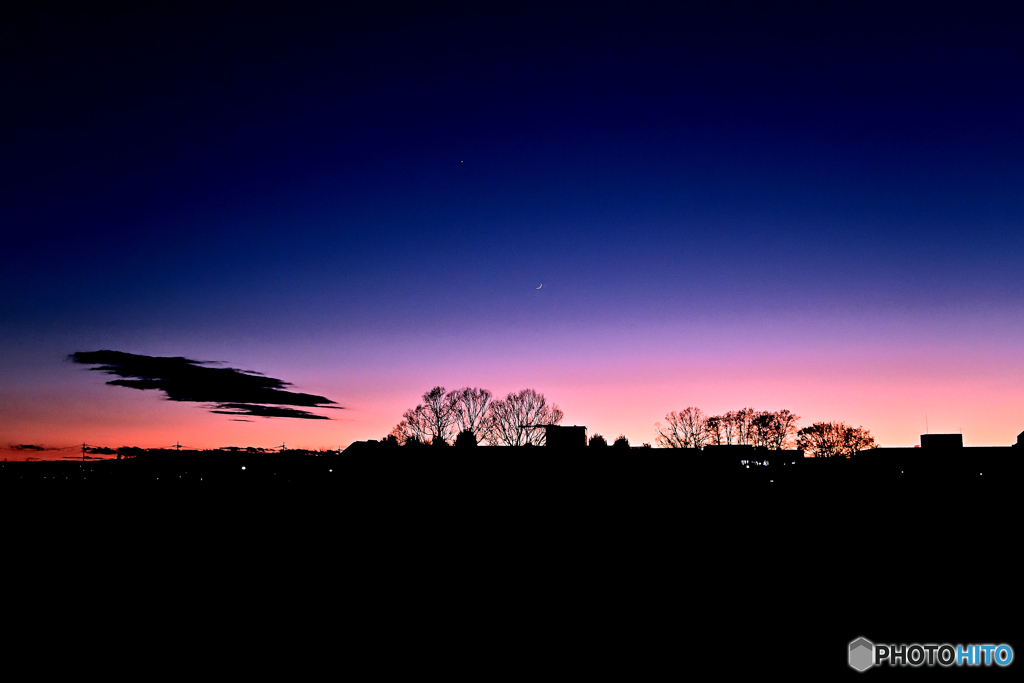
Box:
(536, 284), (542, 289)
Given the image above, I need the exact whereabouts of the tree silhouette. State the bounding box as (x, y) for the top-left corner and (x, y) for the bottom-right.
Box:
(705, 411), (741, 445)
(421, 386), (456, 444)
(796, 422), (875, 458)
(391, 386), (562, 446)
(390, 386), (456, 445)
(766, 409), (800, 450)
(486, 388), (563, 446)
(750, 412), (772, 448)
(655, 407), (710, 449)
(613, 434), (629, 448)
(390, 405), (427, 444)
(749, 409), (800, 449)
(705, 415), (724, 445)
(843, 426), (875, 456)
(454, 429), (478, 447)
(589, 433), (608, 447)
(450, 387), (492, 443)
(691, 408), (800, 449)
(733, 407), (757, 445)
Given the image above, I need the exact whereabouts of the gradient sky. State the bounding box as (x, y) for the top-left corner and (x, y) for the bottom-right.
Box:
(2, 2), (1022, 457)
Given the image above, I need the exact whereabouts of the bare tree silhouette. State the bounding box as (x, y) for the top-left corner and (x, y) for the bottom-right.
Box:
(796, 422), (875, 457)
(486, 388), (563, 446)
(450, 387), (493, 443)
(765, 409), (800, 450)
(390, 386), (457, 446)
(705, 415), (724, 445)
(390, 406), (428, 444)
(733, 407), (757, 445)
(705, 409), (800, 449)
(391, 386), (561, 447)
(655, 407), (710, 449)
(706, 411), (740, 445)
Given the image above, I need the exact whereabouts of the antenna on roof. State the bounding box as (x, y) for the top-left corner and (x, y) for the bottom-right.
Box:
(926, 413), (929, 434)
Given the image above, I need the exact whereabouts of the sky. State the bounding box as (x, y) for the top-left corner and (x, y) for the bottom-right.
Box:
(2, 2), (1022, 458)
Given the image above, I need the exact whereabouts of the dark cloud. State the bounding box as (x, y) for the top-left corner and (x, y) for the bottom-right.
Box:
(212, 404), (330, 420)
(13, 444), (46, 451)
(69, 350), (340, 420)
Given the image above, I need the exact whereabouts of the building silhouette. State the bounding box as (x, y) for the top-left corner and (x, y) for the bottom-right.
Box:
(542, 425), (587, 449)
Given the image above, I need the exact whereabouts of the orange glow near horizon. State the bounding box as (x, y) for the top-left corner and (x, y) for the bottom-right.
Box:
(3, 312), (1021, 460)
(4, 354), (1020, 460)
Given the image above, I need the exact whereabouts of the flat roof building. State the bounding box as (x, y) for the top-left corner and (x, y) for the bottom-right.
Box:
(920, 433), (963, 449)
(542, 425), (587, 449)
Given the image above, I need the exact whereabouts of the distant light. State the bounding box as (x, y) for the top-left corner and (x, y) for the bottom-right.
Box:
(242, 466), (246, 470)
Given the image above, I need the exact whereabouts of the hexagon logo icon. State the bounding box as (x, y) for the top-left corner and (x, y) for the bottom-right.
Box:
(849, 637), (874, 672)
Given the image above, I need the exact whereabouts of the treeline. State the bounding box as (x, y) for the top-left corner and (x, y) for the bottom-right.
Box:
(387, 388), (876, 457)
(656, 407), (799, 449)
(655, 406), (875, 457)
(389, 387), (562, 447)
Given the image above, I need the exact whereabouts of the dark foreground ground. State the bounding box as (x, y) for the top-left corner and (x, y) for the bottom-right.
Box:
(2, 452), (1018, 678)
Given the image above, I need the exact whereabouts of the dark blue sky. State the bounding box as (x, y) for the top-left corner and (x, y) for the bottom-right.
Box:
(3, 2), (1022, 449)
